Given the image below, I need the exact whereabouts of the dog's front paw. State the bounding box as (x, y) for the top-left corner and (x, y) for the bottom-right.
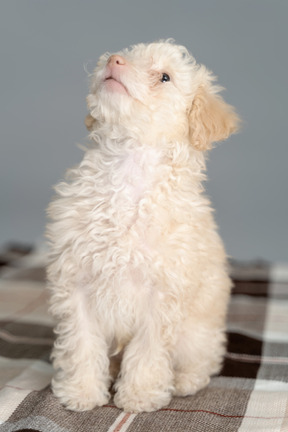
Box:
(173, 372), (210, 397)
(114, 385), (171, 413)
(52, 376), (110, 411)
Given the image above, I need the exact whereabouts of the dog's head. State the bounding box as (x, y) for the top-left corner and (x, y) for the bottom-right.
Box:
(86, 40), (239, 149)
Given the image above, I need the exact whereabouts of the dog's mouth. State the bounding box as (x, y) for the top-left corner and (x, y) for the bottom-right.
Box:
(104, 76), (128, 95)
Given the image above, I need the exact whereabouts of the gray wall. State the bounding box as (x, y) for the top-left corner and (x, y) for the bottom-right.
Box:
(1, 1), (287, 262)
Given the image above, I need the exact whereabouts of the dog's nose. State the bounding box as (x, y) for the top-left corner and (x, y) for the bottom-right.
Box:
(108, 55), (126, 66)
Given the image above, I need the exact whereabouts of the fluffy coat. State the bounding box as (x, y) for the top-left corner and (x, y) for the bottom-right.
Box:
(47, 40), (240, 413)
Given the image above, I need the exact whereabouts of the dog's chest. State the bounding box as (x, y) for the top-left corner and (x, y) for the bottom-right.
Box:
(75, 146), (167, 273)
(111, 147), (162, 204)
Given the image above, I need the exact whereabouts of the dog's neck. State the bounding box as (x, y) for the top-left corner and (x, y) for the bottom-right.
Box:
(88, 117), (191, 152)
(86, 122), (207, 188)
(89, 122), (159, 149)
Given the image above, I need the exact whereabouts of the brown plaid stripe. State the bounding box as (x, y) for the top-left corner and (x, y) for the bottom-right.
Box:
(0, 246), (288, 431)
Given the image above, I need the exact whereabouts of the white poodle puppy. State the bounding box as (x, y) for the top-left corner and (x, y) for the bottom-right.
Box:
(47, 40), (239, 413)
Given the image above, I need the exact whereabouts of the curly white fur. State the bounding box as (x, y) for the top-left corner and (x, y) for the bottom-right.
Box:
(46, 40), (240, 413)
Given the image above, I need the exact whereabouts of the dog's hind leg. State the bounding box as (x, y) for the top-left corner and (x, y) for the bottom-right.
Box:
(172, 323), (226, 397)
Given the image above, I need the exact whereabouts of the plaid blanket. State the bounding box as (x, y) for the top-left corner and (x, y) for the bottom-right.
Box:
(0, 245), (288, 432)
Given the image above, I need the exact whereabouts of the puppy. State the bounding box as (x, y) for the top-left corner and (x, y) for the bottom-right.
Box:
(47, 40), (239, 413)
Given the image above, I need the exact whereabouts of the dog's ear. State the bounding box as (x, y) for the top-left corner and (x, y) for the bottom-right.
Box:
(189, 86), (240, 151)
(85, 114), (96, 131)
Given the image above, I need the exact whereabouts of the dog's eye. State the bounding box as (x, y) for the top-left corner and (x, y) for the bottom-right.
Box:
(160, 73), (170, 83)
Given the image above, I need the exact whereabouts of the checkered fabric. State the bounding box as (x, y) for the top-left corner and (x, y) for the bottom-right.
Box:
(0, 245), (288, 431)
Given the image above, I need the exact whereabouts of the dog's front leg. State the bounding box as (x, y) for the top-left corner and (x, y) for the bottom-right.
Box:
(50, 284), (111, 411)
(114, 324), (174, 413)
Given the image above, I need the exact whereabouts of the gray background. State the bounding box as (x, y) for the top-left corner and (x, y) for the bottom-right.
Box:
(0, 1), (287, 262)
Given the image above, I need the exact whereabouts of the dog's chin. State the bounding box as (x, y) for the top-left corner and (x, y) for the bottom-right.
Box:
(104, 78), (129, 96)
(89, 85), (137, 126)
